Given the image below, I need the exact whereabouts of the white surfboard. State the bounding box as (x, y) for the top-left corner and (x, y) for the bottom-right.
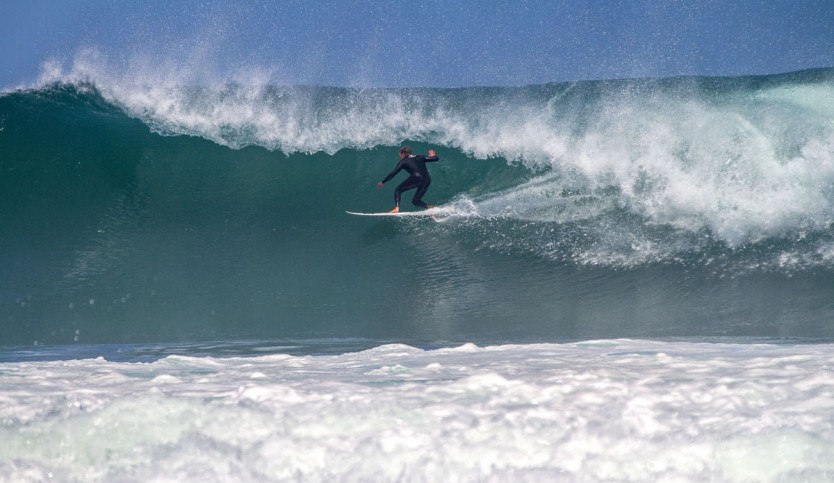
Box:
(347, 203), (476, 221)
(345, 210), (444, 217)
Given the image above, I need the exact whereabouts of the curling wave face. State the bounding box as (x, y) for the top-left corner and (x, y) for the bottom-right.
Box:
(28, 55), (834, 250)
(2, 60), (834, 346)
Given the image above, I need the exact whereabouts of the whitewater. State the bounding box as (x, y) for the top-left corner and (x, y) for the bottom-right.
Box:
(4, 341), (834, 481)
(2, 58), (834, 481)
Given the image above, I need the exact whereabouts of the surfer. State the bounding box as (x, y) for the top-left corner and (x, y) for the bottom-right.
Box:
(377, 146), (440, 213)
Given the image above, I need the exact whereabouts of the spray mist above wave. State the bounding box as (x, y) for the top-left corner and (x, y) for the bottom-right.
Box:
(24, 53), (834, 251)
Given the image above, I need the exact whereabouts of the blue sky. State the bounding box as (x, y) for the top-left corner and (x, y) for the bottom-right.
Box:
(1, 0), (833, 88)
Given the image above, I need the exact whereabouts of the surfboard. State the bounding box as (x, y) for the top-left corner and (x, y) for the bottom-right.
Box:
(346, 210), (443, 217)
(347, 204), (474, 222)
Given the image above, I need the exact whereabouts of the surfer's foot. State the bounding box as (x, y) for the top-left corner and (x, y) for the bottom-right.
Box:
(425, 205), (434, 210)
(388, 207), (400, 213)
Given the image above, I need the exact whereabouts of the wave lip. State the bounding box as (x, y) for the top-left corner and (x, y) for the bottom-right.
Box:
(5, 63), (834, 263)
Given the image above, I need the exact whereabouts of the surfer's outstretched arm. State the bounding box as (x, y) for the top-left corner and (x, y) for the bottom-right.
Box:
(424, 149), (439, 162)
(379, 161), (404, 186)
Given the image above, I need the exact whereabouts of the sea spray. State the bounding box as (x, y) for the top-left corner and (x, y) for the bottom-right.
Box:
(21, 55), (834, 247)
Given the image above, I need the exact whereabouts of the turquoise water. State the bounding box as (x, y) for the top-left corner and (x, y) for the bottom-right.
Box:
(2, 69), (834, 350)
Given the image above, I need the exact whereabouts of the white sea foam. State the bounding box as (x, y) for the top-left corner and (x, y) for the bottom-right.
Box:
(26, 53), (834, 251)
(1, 340), (833, 482)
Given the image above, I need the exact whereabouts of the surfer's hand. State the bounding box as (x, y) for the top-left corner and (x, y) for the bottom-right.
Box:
(428, 150), (436, 157)
(377, 182), (384, 189)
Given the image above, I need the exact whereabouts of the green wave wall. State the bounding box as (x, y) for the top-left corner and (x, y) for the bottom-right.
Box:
(2, 73), (834, 346)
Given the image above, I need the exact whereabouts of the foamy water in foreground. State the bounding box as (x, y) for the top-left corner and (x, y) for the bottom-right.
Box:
(2, 340), (833, 482)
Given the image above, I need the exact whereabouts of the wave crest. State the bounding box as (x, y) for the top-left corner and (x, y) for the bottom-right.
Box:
(19, 53), (834, 250)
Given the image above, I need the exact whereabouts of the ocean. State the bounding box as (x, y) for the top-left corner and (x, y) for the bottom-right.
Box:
(1, 65), (834, 480)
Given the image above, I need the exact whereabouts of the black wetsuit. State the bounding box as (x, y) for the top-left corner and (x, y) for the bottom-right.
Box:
(381, 154), (440, 208)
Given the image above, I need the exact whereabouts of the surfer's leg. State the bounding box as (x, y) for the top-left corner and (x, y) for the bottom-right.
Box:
(411, 177), (431, 208)
(394, 177), (422, 210)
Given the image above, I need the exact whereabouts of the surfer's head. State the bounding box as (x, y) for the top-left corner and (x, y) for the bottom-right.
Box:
(400, 146), (412, 159)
